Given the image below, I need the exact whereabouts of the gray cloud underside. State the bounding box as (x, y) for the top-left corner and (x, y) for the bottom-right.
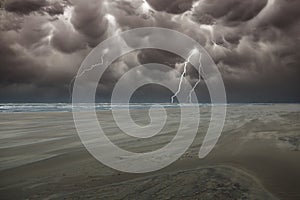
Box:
(0, 0), (299, 102)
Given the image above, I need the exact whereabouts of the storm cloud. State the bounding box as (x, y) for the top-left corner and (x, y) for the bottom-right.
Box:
(0, 0), (299, 102)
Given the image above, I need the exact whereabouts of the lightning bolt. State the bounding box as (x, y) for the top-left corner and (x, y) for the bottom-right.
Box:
(69, 55), (105, 99)
(171, 49), (198, 103)
(188, 53), (203, 103)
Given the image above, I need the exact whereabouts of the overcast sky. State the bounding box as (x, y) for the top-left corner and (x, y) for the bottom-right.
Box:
(0, 0), (299, 103)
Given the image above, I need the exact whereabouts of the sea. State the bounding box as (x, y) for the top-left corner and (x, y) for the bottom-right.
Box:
(1, 103), (296, 113)
(0, 103), (186, 113)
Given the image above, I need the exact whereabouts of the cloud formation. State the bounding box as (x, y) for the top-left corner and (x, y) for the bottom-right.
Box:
(0, 0), (299, 102)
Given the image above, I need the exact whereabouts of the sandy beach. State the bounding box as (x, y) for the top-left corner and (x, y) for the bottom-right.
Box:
(0, 104), (299, 199)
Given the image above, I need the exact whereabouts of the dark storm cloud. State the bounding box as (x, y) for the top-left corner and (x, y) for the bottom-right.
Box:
(145, 0), (195, 14)
(50, 20), (86, 53)
(43, 2), (65, 16)
(257, 0), (300, 29)
(4, 0), (49, 15)
(138, 49), (183, 67)
(0, 0), (299, 102)
(3, 0), (70, 16)
(0, 31), (44, 85)
(0, 2), (89, 102)
(70, 0), (108, 47)
(193, 0), (268, 24)
(124, 0), (300, 102)
(193, 0), (299, 101)
(0, 14), (51, 87)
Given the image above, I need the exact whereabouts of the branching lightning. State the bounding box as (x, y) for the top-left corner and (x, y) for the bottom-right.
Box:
(171, 49), (198, 103)
(188, 53), (203, 103)
(69, 55), (105, 99)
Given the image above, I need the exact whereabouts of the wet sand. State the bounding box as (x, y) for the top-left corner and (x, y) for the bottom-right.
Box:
(0, 104), (299, 199)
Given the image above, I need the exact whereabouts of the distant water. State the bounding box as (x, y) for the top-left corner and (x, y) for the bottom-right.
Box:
(0, 103), (186, 113)
(1, 103), (297, 113)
